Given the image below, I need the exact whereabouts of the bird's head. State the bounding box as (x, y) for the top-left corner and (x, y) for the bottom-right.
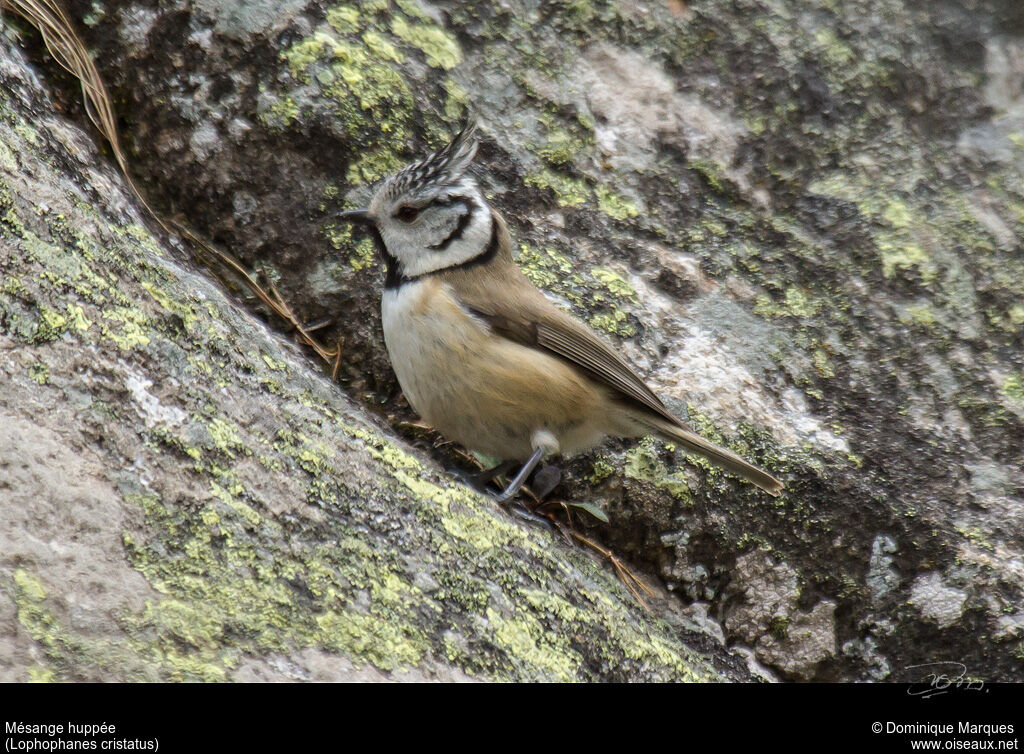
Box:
(338, 124), (494, 284)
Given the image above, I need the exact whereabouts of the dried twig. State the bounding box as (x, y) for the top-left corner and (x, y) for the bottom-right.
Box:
(563, 527), (655, 610)
(1, 0), (341, 373)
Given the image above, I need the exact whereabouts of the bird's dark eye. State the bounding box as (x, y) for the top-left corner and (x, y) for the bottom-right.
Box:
(394, 205), (422, 222)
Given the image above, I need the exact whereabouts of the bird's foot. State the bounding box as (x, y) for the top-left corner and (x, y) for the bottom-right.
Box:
(452, 454), (563, 530)
(492, 463), (563, 530)
(455, 460), (517, 494)
(498, 499), (554, 530)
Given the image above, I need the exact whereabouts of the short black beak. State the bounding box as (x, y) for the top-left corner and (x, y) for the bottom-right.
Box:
(337, 208), (373, 225)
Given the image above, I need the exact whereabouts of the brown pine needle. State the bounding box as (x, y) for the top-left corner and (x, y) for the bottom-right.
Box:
(566, 528), (655, 610)
(2, 0), (127, 176)
(331, 343), (342, 380)
(394, 420), (436, 433)
(302, 318), (335, 333)
(535, 501), (654, 610)
(1, 0), (342, 377)
(265, 278), (338, 364)
(173, 220), (339, 369)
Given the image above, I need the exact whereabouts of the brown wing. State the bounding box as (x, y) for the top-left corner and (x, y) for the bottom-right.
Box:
(445, 258), (684, 429)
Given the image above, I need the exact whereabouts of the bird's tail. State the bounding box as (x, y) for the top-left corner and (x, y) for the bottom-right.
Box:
(648, 419), (784, 497)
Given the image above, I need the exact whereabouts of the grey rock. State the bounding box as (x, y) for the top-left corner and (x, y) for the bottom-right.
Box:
(0, 33), (745, 682)
(3, 0), (1022, 681)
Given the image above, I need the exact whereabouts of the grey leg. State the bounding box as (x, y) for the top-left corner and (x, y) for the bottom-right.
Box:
(453, 460), (516, 494)
(493, 447), (545, 504)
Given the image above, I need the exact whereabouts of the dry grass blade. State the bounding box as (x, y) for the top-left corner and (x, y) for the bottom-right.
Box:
(169, 219), (342, 371)
(545, 516), (654, 611)
(568, 529), (655, 610)
(3, 0), (133, 195)
(1, 0), (342, 373)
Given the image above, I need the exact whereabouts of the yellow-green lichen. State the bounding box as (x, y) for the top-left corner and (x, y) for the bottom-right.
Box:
(7, 568), (140, 682)
(879, 239), (933, 282)
(349, 235), (376, 270)
(261, 95), (300, 130)
(812, 27), (855, 68)
(346, 148), (408, 185)
(0, 139), (17, 171)
(27, 667), (56, 683)
(590, 267), (636, 298)
(362, 31), (404, 64)
(689, 157), (728, 194)
(444, 78), (469, 119)
(119, 487), (438, 679)
(66, 303), (91, 331)
(882, 199), (913, 228)
(210, 481), (262, 527)
(277, 21), (416, 164)
(315, 609), (427, 670)
(325, 5), (360, 32)
(282, 33), (331, 80)
(902, 302), (938, 328)
(390, 15), (462, 70)
(206, 418), (246, 456)
(101, 306), (151, 350)
(514, 244), (637, 336)
(27, 361), (49, 384)
(260, 353), (289, 371)
(813, 347), (835, 378)
(531, 111), (594, 167)
(525, 169), (591, 207)
(13, 568), (47, 602)
(589, 308), (635, 337)
(486, 607), (581, 681)
(516, 242), (574, 289)
(624, 440), (695, 502)
(589, 459), (615, 484)
(1003, 373), (1024, 405)
(595, 185), (640, 220)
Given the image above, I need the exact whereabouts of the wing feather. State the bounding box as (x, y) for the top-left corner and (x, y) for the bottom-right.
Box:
(459, 285), (682, 428)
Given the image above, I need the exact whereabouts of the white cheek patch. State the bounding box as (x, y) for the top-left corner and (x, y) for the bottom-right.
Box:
(428, 202), (474, 251)
(393, 202), (493, 280)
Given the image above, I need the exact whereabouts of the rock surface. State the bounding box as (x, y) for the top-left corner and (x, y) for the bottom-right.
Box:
(2, 0), (1022, 681)
(0, 29), (746, 681)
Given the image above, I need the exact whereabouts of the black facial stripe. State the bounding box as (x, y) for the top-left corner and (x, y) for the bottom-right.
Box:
(429, 194), (469, 209)
(429, 199), (476, 251)
(384, 212), (499, 290)
(354, 224), (406, 290)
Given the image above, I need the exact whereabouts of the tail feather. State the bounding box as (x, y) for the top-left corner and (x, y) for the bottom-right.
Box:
(650, 419), (784, 497)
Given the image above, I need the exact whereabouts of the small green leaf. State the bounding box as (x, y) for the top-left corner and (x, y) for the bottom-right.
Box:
(568, 501), (609, 523)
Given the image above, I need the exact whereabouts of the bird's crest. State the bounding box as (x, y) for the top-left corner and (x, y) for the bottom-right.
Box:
(382, 122), (478, 202)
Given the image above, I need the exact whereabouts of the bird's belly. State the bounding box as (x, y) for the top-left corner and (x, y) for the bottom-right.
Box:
(381, 282), (608, 460)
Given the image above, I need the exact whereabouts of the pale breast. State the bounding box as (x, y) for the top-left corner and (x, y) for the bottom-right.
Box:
(380, 279), (610, 459)
(381, 278), (478, 416)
